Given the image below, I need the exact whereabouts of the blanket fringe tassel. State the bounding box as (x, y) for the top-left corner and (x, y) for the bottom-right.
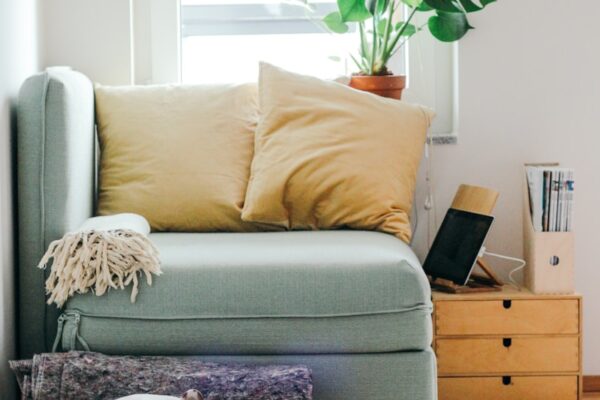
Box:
(38, 230), (161, 308)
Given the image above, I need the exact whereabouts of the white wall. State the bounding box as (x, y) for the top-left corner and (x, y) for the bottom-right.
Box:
(39, 0), (600, 374)
(40, 0), (179, 85)
(413, 0), (600, 374)
(41, 0), (133, 85)
(0, 0), (40, 398)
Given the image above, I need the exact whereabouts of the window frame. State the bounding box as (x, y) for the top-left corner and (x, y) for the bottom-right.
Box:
(181, 2), (343, 37)
(132, 0), (458, 141)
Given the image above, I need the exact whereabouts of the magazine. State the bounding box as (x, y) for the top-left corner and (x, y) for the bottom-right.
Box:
(525, 165), (574, 232)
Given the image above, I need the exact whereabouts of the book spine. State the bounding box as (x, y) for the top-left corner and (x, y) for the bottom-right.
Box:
(526, 168), (543, 231)
(565, 171), (569, 232)
(550, 171), (558, 232)
(543, 171), (550, 232)
(566, 170), (574, 231)
(557, 171), (563, 231)
(529, 165), (574, 233)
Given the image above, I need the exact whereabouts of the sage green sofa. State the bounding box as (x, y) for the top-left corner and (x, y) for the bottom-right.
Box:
(17, 68), (436, 400)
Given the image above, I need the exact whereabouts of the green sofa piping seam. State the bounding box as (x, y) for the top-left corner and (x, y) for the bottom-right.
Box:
(64, 304), (433, 321)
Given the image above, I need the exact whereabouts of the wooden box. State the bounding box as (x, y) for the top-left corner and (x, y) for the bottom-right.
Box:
(523, 166), (575, 294)
(433, 288), (582, 400)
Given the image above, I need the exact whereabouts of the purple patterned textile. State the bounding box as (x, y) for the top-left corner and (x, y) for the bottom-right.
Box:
(10, 352), (313, 400)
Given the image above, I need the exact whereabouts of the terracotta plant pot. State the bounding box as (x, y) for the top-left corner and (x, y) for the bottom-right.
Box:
(349, 75), (407, 100)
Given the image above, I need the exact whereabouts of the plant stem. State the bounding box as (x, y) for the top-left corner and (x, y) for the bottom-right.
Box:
(358, 22), (368, 73)
(352, 52), (369, 72)
(350, 54), (363, 71)
(388, 22), (426, 58)
(380, 1), (396, 69)
(382, 6), (418, 66)
(370, 13), (378, 74)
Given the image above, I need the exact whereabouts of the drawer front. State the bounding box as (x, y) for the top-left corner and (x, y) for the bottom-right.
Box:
(435, 299), (579, 336)
(438, 376), (578, 400)
(436, 336), (579, 375)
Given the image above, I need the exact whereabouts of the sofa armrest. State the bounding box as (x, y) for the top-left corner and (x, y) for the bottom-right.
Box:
(17, 68), (95, 357)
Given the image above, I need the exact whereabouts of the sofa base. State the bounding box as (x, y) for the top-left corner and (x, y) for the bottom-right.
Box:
(57, 308), (432, 355)
(190, 351), (437, 400)
(57, 311), (437, 399)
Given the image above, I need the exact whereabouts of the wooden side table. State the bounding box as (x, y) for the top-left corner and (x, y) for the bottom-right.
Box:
(433, 287), (582, 400)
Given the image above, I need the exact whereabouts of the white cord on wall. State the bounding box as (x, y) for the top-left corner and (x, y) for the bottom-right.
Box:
(424, 135), (437, 249)
(410, 193), (419, 246)
(410, 131), (435, 248)
(483, 249), (527, 290)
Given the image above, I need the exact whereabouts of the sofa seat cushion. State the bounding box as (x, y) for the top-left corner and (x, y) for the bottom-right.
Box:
(65, 231), (432, 354)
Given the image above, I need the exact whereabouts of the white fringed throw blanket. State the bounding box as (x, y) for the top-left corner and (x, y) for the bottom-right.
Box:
(38, 213), (161, 307)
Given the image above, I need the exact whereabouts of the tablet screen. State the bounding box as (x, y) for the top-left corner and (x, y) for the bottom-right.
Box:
(423, 208), (494, 285)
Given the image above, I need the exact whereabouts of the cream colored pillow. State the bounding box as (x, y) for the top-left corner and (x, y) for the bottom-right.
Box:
(242, 63), (434, 242)
(96, 83), (259, 232)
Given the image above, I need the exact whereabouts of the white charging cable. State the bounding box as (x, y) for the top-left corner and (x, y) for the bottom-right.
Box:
(481, 248), (527, 290)
(424, 136), (437, 249)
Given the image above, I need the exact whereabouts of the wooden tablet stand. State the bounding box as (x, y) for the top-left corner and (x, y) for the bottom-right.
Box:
(429, 184), (504, 294)
(429, 258), (504, 293)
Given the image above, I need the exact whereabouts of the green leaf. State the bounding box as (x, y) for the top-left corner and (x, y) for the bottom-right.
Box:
(367, 0), (390, 15)
(428, 10), (473, 42)
(395, 21), (417, 36)
(458, 0), (482, 12)
(337, 0), (372, 22)
(323, 12), (350, 33)
(420, 0), (498, 12)
(400, 0), (422, 7)
(423, 0), (462, 13)
(416, 2), (433, 11)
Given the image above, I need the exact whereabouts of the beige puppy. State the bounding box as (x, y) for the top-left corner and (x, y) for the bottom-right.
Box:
(181, 390), (204, 400)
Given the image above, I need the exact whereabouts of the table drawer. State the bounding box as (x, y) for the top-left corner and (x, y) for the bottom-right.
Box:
(436, 336), (579, 375)
(435, 299), (579, 336)
(438, 376), (578, 400)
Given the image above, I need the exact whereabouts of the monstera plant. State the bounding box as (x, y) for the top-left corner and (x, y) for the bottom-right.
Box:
(323, 0), (496, 99)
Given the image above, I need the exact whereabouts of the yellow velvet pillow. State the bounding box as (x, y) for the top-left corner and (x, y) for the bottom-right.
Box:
(96, 83), (259, 232)
(242, 63), (434, 242)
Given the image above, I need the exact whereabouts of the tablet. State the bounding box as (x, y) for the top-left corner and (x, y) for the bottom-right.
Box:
(423, 208), (494, 286)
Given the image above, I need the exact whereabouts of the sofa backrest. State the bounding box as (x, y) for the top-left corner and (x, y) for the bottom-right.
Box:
(17, 67), (95, 357)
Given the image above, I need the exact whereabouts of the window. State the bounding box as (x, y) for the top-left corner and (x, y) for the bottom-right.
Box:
(180, 0), (361, 83)
(133, 0), (457, 139)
